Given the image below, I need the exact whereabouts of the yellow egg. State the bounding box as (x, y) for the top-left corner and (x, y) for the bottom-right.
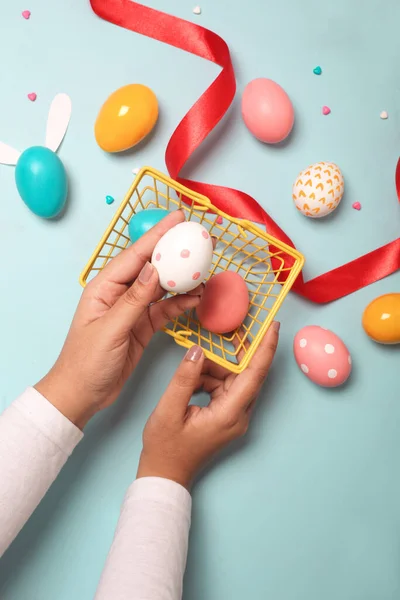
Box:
(94, 84), (158, 153)
(362, 293), (400, 344)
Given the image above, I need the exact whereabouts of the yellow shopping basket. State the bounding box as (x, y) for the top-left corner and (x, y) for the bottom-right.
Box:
(80, 167), (304, 373)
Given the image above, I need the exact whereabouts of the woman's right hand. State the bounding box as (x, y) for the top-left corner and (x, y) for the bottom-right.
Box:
(137, 322), (280, 489)
(35, 210), (203, 430)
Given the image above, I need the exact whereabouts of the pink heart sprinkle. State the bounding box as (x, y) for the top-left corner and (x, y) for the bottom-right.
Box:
(27, 93), (37, 102)
(352, 202), (362, 211)
(216, 216), (223, 225)
(322, 106), (331, 115)
(22, 10), (31, 19)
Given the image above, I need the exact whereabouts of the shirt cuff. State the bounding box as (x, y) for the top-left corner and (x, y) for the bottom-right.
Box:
(12, 387), (84, 456)
(126, 477), (192, 514)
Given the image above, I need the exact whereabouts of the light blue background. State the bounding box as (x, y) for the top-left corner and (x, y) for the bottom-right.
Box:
(1, 0), (400, 598)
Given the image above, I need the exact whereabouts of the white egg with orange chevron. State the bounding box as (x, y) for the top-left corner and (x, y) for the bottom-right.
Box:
(292, 161), (344, 218)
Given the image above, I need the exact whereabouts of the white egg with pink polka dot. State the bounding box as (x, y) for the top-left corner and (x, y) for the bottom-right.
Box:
(293, 325), (352, 388)
(151, 220), (213, 293)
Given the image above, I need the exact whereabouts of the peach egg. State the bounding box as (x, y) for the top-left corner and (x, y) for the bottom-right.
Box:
(294, 326), (352, 387)
(241, 78), (294, 144)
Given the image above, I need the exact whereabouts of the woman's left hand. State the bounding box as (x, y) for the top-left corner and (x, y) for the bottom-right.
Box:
(35, 210), (203, 429)
(137, 323), (280, 489)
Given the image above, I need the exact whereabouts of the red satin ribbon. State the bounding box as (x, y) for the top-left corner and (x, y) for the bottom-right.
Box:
(90, 0), (400, 303)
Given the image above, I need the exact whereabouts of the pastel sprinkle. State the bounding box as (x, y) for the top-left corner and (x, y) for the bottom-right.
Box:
(193, 6), (201, 14)
(167, 280), (176, 288)
(106, 195), (115, 205)
(380, 111), (388, 120)
(313, 66), (322, 75)
(180, 249), (190, 258)
(22, 10), (31, 19)
(322, 106), (331, 115)
(202, 230), (209, 239)
(352, 202), (362, 211)
(132, 167), (140, 175)
(27, 93), (37, 102)
(216, 216), (223, 225)
(155, 253), (161, 261)
(192, 272), (201, 280)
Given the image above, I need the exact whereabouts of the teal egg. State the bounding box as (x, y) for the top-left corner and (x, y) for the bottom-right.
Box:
(128, 208), (170, 243)
(15, 146), (68, 218)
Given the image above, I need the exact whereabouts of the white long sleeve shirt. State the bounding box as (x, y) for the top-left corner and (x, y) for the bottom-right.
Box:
(0, 388), (191, 599)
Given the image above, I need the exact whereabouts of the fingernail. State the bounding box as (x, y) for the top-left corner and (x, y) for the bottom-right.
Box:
(185, 345), (203, 362)
(139, 262), (154, 284)
(272, 321), (281, 333)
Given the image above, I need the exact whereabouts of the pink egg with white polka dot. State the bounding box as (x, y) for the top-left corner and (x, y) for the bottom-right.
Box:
(293, 325), (352, 387)
(151, 221), (213, 293)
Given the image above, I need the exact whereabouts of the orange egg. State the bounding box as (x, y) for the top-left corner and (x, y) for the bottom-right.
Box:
(94, 84), (158, 153)
(362, 293), (400, 344)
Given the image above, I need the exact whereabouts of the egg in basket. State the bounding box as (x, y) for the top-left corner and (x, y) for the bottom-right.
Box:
(80, 167), (304, 373)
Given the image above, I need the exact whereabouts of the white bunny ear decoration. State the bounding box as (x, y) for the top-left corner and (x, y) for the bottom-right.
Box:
(0, 142), (21, 166)
(45, 93), (72, 153)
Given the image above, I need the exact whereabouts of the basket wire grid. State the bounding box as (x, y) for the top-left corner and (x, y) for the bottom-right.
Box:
(80, 167), (305, 373)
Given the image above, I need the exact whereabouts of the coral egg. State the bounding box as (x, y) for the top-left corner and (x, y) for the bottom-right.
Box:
(196, 271), (249, 334)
